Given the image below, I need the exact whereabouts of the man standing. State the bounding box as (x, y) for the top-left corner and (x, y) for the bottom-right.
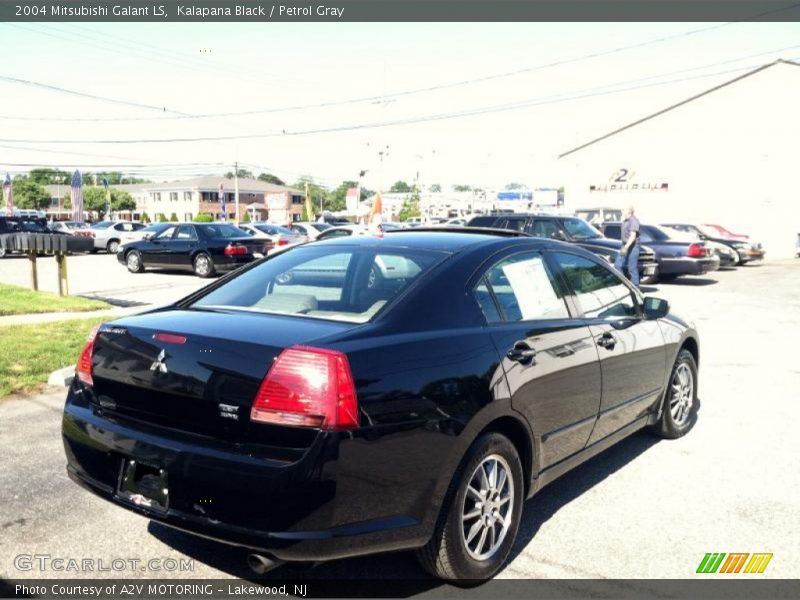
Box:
(614, 205), (641, 288)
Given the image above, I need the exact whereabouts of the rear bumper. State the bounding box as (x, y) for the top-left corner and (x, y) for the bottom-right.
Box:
(658, 256), (720, 275)
(61, 391), (430, 562)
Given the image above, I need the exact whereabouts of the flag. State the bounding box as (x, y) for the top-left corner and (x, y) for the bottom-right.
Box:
(3, 173), (13, 216)
(71, 170), (84, 223)
(102, 177), (111, 218)
(218, 183), (226, 222)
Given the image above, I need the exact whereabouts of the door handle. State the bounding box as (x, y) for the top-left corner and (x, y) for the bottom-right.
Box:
(596, 332), (616, 350)
(507, 343), (537, 363)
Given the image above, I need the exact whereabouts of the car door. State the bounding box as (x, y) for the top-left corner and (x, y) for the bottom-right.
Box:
(474, 250), (602, 469)
(169, 225), (199, 268)
(548, 250), (667, 443)
(141, 225), (178, 266)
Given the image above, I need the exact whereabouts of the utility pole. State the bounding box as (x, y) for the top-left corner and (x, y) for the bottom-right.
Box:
(233, 161), (240, 225)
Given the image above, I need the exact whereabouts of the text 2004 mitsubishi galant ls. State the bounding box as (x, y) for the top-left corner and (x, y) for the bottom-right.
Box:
(62, 228), (700, 581)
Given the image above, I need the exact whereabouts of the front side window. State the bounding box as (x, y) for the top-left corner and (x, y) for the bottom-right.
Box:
(198, 224), (249, 239)
(154, 226), (177, 240)
(189, 246), (444, 324)
(561, 218), (603, 240)
(551, 252), (638, 319)
(475, 252), (569, 322)
(499, 218), (526, 232)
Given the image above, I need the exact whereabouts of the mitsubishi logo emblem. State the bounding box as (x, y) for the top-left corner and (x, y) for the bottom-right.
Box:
(150, 349), (168, 374)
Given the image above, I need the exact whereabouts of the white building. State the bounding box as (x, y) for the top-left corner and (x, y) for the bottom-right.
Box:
(558, 59), (800, 258)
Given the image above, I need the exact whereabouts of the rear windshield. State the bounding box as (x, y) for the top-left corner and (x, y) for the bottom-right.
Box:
(189, 245), (445, 323)
(198, 224), (250, 238)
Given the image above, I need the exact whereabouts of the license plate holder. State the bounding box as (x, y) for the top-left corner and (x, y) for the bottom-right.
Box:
(116, 458), (168, 513)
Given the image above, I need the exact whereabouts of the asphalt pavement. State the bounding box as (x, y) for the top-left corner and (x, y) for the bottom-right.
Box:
(1, 261), (799, 589)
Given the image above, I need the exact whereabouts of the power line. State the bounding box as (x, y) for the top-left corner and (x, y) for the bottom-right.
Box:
(0, 18), (780, 123)
(0, 74), (188, 116)
(2, 56), (793, 145)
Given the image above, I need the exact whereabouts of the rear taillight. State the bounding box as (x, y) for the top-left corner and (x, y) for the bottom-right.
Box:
(277, 239), (290, 246)
(251, 346), (359, 430)
(687, 243), (706, 258)
(224, 244), (247, 256)
(75, 323), (103, 386)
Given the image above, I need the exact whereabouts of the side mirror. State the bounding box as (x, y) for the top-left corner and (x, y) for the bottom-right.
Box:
(643, 296), (670, 319)
(142, 233), (153, 240)
(554, 230), (568, 241)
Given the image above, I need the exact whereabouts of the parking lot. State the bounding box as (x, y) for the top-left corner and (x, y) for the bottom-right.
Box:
(1, 258), (799, 587)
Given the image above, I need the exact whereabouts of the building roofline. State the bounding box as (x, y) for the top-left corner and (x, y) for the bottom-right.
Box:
(558, 59), (800, 160)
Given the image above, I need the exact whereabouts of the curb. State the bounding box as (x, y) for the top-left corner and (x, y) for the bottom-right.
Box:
(48, 365), (75, 388)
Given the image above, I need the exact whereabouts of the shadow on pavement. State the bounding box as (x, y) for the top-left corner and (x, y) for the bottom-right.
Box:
(661, 277), (718, 286)
(77, 295), (149, 308)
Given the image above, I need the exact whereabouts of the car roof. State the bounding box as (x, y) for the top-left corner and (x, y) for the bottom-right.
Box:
(312, 228), (540, 252)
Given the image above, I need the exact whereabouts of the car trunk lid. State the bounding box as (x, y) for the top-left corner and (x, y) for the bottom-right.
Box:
(89, 309), (352, 443)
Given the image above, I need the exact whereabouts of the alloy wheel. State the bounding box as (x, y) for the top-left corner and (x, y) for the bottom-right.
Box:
(461, 454), (514, 561)
(126, 252), (140, 271)
(669, 363), (694, 426)
(195, 255), (210, 276)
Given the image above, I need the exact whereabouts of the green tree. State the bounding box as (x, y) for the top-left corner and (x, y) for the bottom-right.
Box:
(292, 176), (328, 212)
(12, 179), (51, 210)
(225, 168), (255, 180)
(429, 183), (442, 193)
(70, 187), (136, 213)
(452, 184), (472, 192)
(390, 180), (411, 193)
(141, 212), (151, 224)
(158, 213), (168, 223)
(398, 198), (421, 222)
(257, 173), (285, 185)
(241, 211), (252, 223)
(194, 213), (213, 222)
(169, 212), (178, 222)
(28, 168), (70, 185)
(505, 182), (525, 190)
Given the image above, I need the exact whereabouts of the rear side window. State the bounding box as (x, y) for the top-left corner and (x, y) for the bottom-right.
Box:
(604, 224), (622, 239)
(475, 252), (569, 322)
(499, 218), (527, 232)
(550, 252), (637, 319)
(467, 216), (499, 227)
(190, 246), (444, 323)
(529, 219), (560, 239)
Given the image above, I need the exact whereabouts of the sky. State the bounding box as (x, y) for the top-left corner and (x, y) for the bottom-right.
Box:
(1, 21), (799, 192)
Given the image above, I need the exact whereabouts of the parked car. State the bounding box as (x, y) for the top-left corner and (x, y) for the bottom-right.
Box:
(76, 221), (146, 254)
(701, 223), (750, 241)
(64, 229), (699, 581)
(445, 217), (468, 227)
(237, 223), (305, 251)
(662, 223), (764, 266)
(381, 222), (403, 231)
(601, 222), (720, 282)
(117, 222), (269, 277)
(404, 216), (425, 227)
(314, 224), (369, 240)
(49, 221), (91, 235)
(574, 207), (623, 226)
(289, 221), (332, 240)
(466, 213), (659, 284)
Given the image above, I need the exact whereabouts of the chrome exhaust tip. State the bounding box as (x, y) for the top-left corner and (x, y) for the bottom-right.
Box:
(246, 553), (285, 575)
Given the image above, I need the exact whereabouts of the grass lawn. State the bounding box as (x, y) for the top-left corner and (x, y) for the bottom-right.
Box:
(0, 317), (107, 399)
(0, 283), (110, 316)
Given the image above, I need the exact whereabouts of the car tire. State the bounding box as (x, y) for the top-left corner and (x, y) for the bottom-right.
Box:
(0, 247), (6, 259)
(730, 249), (742, 265)
(106, 239), (120, 254)
(125, 250), (145, 273)
(649, 348), (699, 439)
(416, 432), (524, 582)
(193, 252), (216, 278)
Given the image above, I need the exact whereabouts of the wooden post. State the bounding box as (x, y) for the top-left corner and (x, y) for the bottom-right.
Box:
(56, 252), (69, 297)
(28, 250), (39, 291)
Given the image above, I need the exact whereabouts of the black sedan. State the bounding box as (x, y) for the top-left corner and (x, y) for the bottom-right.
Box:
(601, 222), (720, 282)
(117, 222), (269, 277)
(64, 229), (700, 581)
